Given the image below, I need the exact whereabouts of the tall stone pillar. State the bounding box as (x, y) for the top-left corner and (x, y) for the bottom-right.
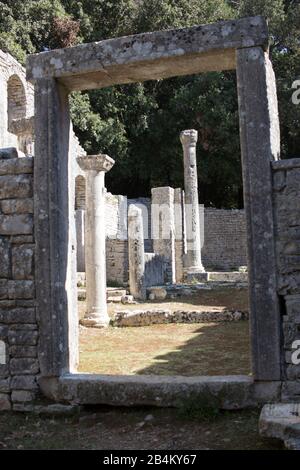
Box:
(77, 154), (114, 327)
(180, 129), (206, 279)
(151, 187), (176, 284)
(128, 204), (146, 300)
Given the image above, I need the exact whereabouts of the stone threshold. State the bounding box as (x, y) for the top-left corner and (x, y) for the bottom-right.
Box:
(259, 403), (300, 450)
(39, 374), (281, 409)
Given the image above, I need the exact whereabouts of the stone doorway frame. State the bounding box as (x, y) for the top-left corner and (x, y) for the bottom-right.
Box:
(27, 15), (282, 398)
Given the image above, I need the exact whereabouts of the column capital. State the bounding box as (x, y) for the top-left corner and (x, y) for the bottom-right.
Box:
(77, 154), (115, 172)
(180, 129), (198, 147)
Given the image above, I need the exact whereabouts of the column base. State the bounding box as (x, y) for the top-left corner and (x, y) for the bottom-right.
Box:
(80, 315), (110, 328)
(184, 268), (208, 283)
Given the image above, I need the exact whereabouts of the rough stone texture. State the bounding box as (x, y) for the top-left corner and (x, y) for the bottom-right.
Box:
(144, 253), (166, 288)
(27, 16), (268, 90)
(33, 78), (78, 376)
(128, 205), (146, 300)
(39, 375), (281, 409)
(0, 392), (11, 410)
(180, 130), (205, 275)
(202, 209), (247, 270)
(12, 244), (35, 280)
(272, 161), (300, 401)
(77, 155), (114, 328)
(236, 46), (281, 381)
(151, 187), (176, 284)
(78, 193), (248, 285)
(0, 174), (32, 199)
(174, 188), (185, 282)
(75, 209), (85, 272)
(259, 403), (300, 450)
(1, 198), (33, 215)
(0, 214), (33, 235)
(113, 308), (248, 327)
(21, 17), (298, 412)
(0, 153), (38, 409)
(0, 50), (34, 150)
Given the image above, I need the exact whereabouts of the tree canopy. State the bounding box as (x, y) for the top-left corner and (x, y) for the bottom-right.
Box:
(0, 0), (299, 207)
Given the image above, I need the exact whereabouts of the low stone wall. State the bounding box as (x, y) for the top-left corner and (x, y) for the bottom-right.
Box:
(84, 195), (248, 285)
(113, 309), (248, 327)
(0, 154), (38, 411)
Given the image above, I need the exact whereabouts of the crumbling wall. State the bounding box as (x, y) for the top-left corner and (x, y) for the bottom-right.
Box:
(273, 159), (300, 402)
(0, 152), (38, 411)
(0, 50), (34, 150)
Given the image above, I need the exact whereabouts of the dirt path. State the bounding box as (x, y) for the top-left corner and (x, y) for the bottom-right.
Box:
(0, 408), (282, 450)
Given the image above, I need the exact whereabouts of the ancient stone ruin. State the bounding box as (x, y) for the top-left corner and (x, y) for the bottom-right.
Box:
(0, 15), (299, 448)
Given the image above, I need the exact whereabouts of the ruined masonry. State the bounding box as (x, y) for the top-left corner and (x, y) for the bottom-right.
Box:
(0, 16), (298, 440)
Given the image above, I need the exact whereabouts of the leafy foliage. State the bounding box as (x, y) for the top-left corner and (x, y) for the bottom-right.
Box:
(0, 0), (299, 207)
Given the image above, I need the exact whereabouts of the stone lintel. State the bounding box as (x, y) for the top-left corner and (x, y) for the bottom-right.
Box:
(27, 16), (268, 91)
(77, 154), (115, 173)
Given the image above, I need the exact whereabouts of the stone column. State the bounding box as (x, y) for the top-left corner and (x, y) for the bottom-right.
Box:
(174, 188), (185, 283)
(128, 204), (146, 300)
(75, 209), (85, 272)
(151, 187), (176, 284)
(77, 154), (114, 327)
(180, 129), (206, 279)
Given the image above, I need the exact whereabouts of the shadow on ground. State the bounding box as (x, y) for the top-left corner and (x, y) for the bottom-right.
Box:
(79, 321), (251, 376)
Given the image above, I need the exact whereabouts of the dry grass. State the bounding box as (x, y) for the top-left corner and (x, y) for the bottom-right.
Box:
(79, 287), (250, 376)
(79, 321), (251, 376)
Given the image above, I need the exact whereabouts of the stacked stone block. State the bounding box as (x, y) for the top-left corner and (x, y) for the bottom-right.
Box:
(0, 151), (38, 411)
(273, 160), (300, 401)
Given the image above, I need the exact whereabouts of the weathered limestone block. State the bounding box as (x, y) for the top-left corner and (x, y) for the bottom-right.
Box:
(8, 329), (38, 346)
(0, 378), (10, 393)
(0, 393), (11, 411)
(286, 169), (300, 193)
(15, 299), (36, 308)
(0, 308), (36, 324)
(11, 390), (35, 403)
(12, 244), (35, 280)
(9, 358), (39, 375)
(11, 375), (38, 391)
(0, 237), (10, 278)
(27, 16), (268, 88)
(283, 322), (300, 349)
(1, 199), (34, 214)
(128, 204), (146, 300)
(0, 364), (9, 379)
(151, 187), (176, 284)
(0, 214), (33, 235)
(9, 346), (37, 358)
(0, 175), (32, 199)
(0, 156), (33, 176)
(0, 280), (8, 299)
(236, 46), (281, 381)
(8, 280), (35, 299)
(0, 325), (8, 339)
(286, 365), (300, 381)
(273, 170), (286, 192)
(11, 235), (34, 245)
(285, 295), (300, 319)
(259, 404), (300, 448)
(0, 148), (25, 159)
(281, 382), (300, 403)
